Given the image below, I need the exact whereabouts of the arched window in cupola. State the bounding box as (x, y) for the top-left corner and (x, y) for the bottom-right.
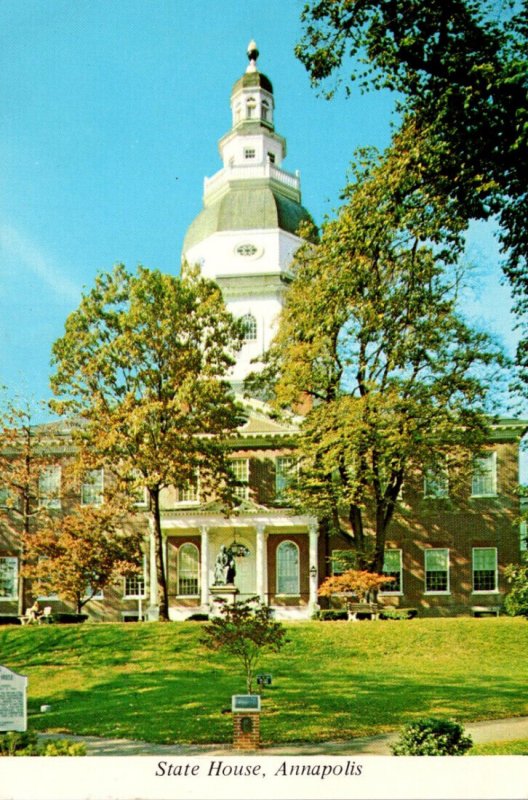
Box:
(241, 313), (257, 341)
(261, 100), (270, 122)
(246, 97), (256, 119)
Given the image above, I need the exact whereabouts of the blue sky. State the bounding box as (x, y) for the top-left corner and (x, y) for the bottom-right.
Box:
(0, 0), (518, 413)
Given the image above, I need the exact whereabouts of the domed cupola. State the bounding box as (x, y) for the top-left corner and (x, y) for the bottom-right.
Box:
(181, 42), (314, 389)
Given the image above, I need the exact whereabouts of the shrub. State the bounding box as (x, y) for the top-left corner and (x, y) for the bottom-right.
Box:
(317, 610), (348, 621)
(0, 731), (86, 757)
(379, 608), (418, 620)
(50, 613), (88, 624)
(0, 616), (21, 625)
(504, 554), (528, 618)
(392, 718), (472, 756)
(185, 613), (209, 622)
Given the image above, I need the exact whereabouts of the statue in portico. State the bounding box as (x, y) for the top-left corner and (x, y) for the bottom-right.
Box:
(213, 545), (236, 585)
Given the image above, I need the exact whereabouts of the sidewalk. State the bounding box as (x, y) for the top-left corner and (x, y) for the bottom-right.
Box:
(38, 716), (528, 756)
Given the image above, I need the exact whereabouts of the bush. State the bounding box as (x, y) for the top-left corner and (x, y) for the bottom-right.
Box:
(50, 613), (88, 624)
(0, 731), (86, 757)
(0, 616), (21, 625)
(317, 609), (348, 621)
(379, 608), (418, 620)
(392, 718), (472, 756)
(504, 554), (528, 618)
(185, 613), (209, 622)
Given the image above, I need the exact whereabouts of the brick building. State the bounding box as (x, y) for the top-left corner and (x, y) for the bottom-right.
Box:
(0, 44), (525, 621)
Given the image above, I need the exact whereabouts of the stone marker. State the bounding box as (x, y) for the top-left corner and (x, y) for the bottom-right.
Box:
(0, 665), (28, 732)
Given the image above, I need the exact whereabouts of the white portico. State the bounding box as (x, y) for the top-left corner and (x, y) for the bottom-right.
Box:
(156, 511), (319, 620)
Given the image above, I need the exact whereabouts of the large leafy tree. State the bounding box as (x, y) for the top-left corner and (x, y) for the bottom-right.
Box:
(296, 0), (528, 389)
(249, 140), (503, 571)
(50, 265), (245, 621)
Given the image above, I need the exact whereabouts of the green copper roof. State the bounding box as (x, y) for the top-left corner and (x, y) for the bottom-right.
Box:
(183, 182), (313, 251)
(232, 70), (273, 95)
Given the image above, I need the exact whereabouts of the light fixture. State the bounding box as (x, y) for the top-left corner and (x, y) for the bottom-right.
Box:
(309, 565), (317, 578)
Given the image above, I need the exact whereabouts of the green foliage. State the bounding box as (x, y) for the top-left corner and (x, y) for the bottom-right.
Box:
(251, 139), (501, 571)
(504, 553), (528, 617)
(296, 0), (528, 397)
(201, 598), (287, 693)
(379, 608), (417, 621)
(392, 717), (473, 755)
(316, 609), (348, 621)
(0, 730), (85, 756)
(50, 264), (245, 619)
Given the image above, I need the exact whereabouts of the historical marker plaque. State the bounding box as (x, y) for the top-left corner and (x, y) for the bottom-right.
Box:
(0, 665), (28, 732)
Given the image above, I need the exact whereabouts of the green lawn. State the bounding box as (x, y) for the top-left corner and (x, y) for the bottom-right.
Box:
(0, 617), (526, 745)
(470, 739), (528, 755)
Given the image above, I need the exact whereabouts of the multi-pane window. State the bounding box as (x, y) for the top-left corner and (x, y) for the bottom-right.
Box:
(424, 463), (449, 498)
(425, 548), (450, 593)
(38, 465), (61, 509)
(0, 557), (18, 599)
(177, 474), (199, 504)
(244, 147), (256, 159)
(330, 550), (344, 576)
(246, 97), (256, 118)
(275, 456), (296, 501)
(81, 468), (104, 506)
(236, 244), (258, 257)
(178, 543), (199, 596)
(276, 541), (300, 595)
(381, 549), (403, 593)
(473, 547), (498, 592)
(124, 574), (145, 598)
(471, 453), (497, 497)
(241, 313), (257, 340)
(231, 459), (249, 501)
(261, 100), (270, 121)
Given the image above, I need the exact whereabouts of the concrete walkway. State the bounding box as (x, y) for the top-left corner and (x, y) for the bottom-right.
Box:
(38, 716), (528, 756)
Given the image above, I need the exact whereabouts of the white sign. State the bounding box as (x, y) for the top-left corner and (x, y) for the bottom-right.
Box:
(0, 665), (27, 732)
(231, 694), (260, 713)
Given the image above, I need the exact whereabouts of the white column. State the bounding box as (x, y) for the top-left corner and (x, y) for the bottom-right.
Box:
(200, 525), (209, 608)
(308, 522), (319, 613)
(255, 523), (266, 602)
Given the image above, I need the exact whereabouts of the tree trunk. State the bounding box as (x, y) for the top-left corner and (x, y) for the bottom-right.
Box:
(150, 488), (170, 621)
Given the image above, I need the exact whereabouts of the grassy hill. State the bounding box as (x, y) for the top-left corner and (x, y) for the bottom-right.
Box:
(1, 617), (526, 745)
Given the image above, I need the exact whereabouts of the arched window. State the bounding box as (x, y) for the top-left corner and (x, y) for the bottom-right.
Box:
(241, 313), (257, 341)
(178, 543), (199, 596)
(276, 541), (300, 595)
(246, 97), (256, 118)
(261, 100), (270, 122)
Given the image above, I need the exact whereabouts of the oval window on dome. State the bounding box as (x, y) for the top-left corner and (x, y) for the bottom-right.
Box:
(236, 243), (258, 257)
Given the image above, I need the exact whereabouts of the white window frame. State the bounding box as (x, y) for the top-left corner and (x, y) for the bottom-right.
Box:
(424, 548), (450, 594)
(177, 542), (200, 597)
(276, 540), (300, 596)
(38, 465), (61, 509)
(275, 456), (297, 501)
(244, 147), (256, 159)
(124, 571), (146, 599)
(176, 473), (200, 505)
(471, 452), (497, 498)
(472, 547), (498, 594)
(0, 557), (18, 601)
(81, 468), (104, 507)
(231, 458), (249, 501)
(380, 549), (403, 595)
(423, 461), (449, 499)
(241, 313), (258, 340)
(84, 585), (104, 601)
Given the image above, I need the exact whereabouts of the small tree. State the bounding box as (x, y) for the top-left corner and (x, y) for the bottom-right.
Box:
(201, 598), (287, 694)
(318, 570), (395, 605)
(0, 397), (63, 614)
(23, 504), (143, 613)
(504, 553), (528, 618)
